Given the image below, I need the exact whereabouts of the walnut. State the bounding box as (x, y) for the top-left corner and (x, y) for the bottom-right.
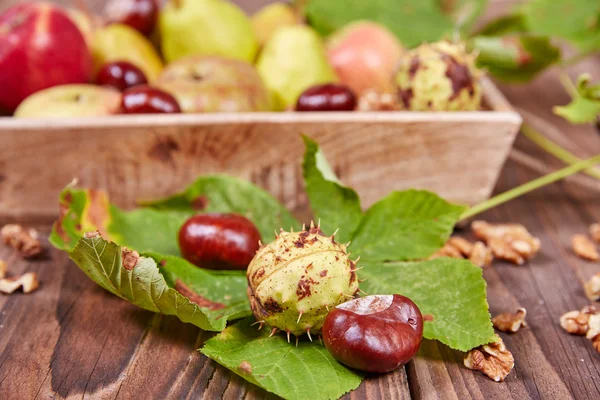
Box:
(0, 272), (39, 294)
(0, 260), (6, 279)
(571, 234), (599, 261)
(464, 335), (514, 382)
(559, 305), (597, 335)
(0, 224), (43, 258)
(357, 89), (401, 111)
(584, 273), (600, 302)
(469, 242), (493, 268)
(472, 221), (540, 264)
(590, 223), (600, 243)
(448, 237), (474, 256)
(492, 308), (527, 333)
(586, 314), (600, 352)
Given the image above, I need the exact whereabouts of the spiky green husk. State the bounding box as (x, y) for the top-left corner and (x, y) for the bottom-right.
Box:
(395, 41), (482, 111)
(247, 223), (359, 338)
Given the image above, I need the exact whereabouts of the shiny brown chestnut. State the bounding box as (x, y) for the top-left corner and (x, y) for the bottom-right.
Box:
(178, 213), (262, 270)
(104, 0), (159, 36)
(295, 83), (357, 112)
(121, 85), (181, 114)
(322, 294), (423, 373)
(96, 61), (148, 92)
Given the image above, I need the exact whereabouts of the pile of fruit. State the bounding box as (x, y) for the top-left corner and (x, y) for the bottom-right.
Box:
(0, 0), (483, 118)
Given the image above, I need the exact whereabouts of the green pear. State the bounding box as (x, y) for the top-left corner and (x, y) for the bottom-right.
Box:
(92, 24), (163, 81)
(251, 3), (298, 47)
(257, 26), (337, 110)
(159, 0), (258, 64)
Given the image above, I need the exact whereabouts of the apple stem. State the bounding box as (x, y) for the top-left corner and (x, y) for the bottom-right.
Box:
(521, 123), (600, 180)
(460, 154), (600, 221)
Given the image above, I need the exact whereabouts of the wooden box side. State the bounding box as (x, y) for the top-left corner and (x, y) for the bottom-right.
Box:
(0, 78), (521, 222)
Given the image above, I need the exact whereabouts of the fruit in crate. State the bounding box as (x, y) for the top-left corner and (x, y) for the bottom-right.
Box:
(104, 0), (159, 37)
(178, 214), (262, 270)
(0, 3), (93, 114)
(251, 3), (298, 47)
(121, 85), (181, 114)
(296, 83), (357, 112)
(395, 41), (482, 111)
(327, 21), (403, 95)
(14, 85), (121, 118)
(257, 26), (337, 110)
(159, 0), (258, 63)
(96, 61), (148, 92)
(155, 56), (272, 113)
(246, 224), (359, 338)
(92, 23), (163, 82)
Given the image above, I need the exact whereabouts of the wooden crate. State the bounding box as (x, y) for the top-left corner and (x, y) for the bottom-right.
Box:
(0, 77), (521, 222)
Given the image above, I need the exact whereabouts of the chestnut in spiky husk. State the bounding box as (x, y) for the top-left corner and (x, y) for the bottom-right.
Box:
(246, 223), (360, 340)
(395, 41), (482, 111)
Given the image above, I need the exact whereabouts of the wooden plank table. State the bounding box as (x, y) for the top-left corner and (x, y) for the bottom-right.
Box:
(1, 1), (599, 399)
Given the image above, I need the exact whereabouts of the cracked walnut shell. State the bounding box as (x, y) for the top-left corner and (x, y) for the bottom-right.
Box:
(357, 89), (401, 111)
(590, 223), (600, 243)
(1, 224), (43, 259)
(464, 335), (514, 382)
(571, 234), (599, 261)
(559, 306), (597, 335)
(0, 272), (39, 294)
(492, 308), (527, 333)
(472, 221), (540, 265)
(585, 273), (600, 302)
(586, 314), (600, 352)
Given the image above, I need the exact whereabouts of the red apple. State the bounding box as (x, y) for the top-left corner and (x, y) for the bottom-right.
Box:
(327, 21), (403, 95)
(0, 2), (93, 113)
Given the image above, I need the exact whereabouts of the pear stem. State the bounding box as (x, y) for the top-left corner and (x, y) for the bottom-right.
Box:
(460, 154), (600, 221)
(521, 123), (600, 180)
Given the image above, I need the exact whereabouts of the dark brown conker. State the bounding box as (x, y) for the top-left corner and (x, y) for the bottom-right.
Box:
(322, 294), (423, 373)
(178, 213), (262, 270)
(295, 83), (357, 112)
(121, 85), (181, 114)
(96, 61), (148, 92)
(104, 0), (159, 37)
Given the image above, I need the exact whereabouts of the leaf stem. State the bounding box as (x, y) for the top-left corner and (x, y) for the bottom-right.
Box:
(460, 154), (600, 221)
(521, 123), (600, 180)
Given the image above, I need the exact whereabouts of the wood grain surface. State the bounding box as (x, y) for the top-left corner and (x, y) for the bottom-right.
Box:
(0, 0), (599, 399)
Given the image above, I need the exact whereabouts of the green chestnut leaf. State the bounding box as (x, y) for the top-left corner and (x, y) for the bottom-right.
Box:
(68, 235), (250, 331)
(201, 318), (363, 400)
(360, 258), (496, 351)
(474, 13), (528, 37)
(470, 34), (560, 82)
(521, 0), (600, 52)
(50, 175), (299, 254)
(554, 74), (600, 124)
(302, 135), (363, 244)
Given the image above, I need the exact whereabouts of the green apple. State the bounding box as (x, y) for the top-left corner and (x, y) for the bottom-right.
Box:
(155, 55), (271, 113)
(92, 23), (163, 81)
(251, 3), (298, 47)
(159, 0), (258, 63)
(14, 85), (122, 118)
(257, 26), (337, 110)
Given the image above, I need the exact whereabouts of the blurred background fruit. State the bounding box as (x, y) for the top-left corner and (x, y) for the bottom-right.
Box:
(296, 83), (357, 112)
(257, 25), (337, 110)
(159, 0), (258, 63)
(121, 85), (181, 114)
(251, 2), (298, 47)
(327, 21), (403, 95)
(104, 0), (158, 36)
(155, 55), (272, 112)
(0, 2), (93, 113)
(14, 84), (121, 118)
(92, 23), (163, 82)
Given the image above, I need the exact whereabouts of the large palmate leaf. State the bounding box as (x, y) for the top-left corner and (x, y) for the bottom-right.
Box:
(350, 190), (466, 261)
(70, 236), (250, 331)
(554, 74), (600, 124)
(142, 174), (300, 242)
(305, 0), (455, 48)
(202, 319), (363, 400)
(521, 0), (600, 52)
(360, 258), (496, 351)
(51, 175), (300, 254)
(302, 136), (362, 243)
